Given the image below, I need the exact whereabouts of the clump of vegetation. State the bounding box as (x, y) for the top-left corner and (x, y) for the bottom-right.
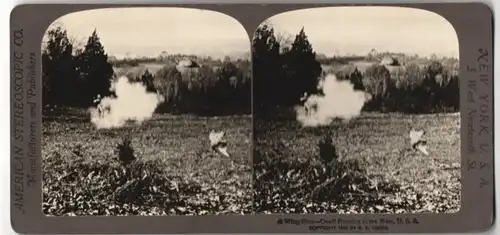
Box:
(114, 135), (136, 166)
(254, 137), (393, 214)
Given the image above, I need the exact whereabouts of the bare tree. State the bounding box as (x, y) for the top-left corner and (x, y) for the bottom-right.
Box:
(275, 30), (294, 51)
(257, 20), (293, 51)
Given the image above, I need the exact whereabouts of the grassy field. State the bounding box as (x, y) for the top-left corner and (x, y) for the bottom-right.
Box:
(42, 107), (461, 215)
(113, 63), (168, 77)
(254, 112), (461, 214)
(42, 108), (253, 216)
(319, 56), (458, 77)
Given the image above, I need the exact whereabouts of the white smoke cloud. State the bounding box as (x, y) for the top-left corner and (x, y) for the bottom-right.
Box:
(295, 74), (372, 127)
(89, 76), (164, 129)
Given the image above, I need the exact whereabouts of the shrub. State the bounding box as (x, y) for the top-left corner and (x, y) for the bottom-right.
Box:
(150, 62), (251, 116)
(115, 135), (136, 166)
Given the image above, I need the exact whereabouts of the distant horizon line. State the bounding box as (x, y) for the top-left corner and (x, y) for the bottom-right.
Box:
(108, 52), (250, 61)
(107, 50), (459, 61)
(316, 52), (459, 59)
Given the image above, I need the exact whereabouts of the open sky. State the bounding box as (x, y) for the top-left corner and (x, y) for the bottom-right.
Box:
(50, 7), (251, 59)
(50, 6), (459, 59)
(266, 6), (459, 58)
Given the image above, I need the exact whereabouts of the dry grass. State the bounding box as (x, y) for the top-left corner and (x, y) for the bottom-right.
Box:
(42, 108), (253, 216)
(254, 112), (461, 214)
(113, 63), (169, 78)
(42, 107), (461, 215)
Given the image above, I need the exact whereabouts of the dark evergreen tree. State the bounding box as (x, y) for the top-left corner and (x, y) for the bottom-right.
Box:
(76, 29), (114, 106)
(41, 27), (79, 106)
(252, 24), (282, 112)
(281, 27), (323, 105)
(349, 67), (365, 91)
(140, 69), (156, 93)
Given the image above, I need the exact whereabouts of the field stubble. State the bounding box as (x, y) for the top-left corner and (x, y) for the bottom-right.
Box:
(42, 108), (253, 216)
(254, 112), (461, 214)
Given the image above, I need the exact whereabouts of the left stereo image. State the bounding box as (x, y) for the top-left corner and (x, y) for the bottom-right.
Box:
(41, 7), (253, 216)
